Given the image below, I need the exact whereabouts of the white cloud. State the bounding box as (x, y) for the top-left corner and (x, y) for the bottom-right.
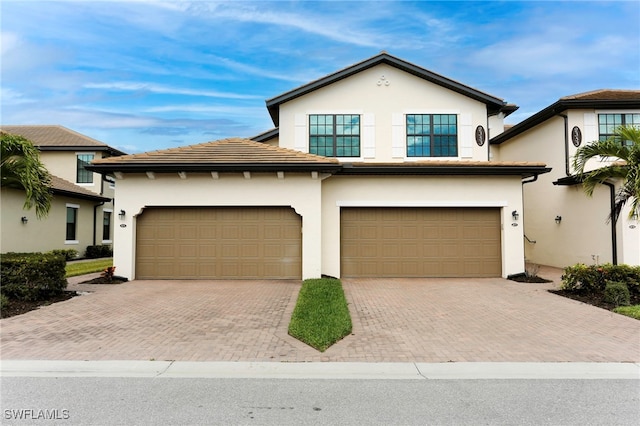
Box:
(83, 82), (262, 100)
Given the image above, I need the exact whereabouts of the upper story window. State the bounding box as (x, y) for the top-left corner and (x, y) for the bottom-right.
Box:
(309, 114), (360, 157)
(599, 114), (640, 146)
(407, 114), (458, 157)
(76, 153), (94, 183)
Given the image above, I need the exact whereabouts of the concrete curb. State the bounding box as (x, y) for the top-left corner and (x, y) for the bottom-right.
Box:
(2, 360), (639, 379)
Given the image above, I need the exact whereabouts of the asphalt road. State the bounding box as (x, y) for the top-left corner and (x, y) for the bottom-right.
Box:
(2, 376), (639, 425)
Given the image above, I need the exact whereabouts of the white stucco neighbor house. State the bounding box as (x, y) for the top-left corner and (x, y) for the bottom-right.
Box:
(492, 90), (640, 268)
(89, 53), (550, 280)
(0, 125), (126, 256)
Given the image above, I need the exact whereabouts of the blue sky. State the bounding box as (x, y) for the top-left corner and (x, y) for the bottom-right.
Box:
(2, 0), (639, 154)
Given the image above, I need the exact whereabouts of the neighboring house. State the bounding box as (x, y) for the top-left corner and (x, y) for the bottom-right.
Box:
(0, 125), (126, 255)
(89, 53), (550, 280)
(492, 90), (640, 268)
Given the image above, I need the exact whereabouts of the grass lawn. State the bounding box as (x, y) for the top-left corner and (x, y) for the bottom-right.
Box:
(65, 258), (113, 277)
(613, 305), (640, 320)
(288, 278), (352, 352)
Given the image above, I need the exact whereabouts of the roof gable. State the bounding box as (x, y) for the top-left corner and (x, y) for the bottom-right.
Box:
(0, 125), (126, 155)
(50, 175), (111, 202)
(265, 52), (509, 126)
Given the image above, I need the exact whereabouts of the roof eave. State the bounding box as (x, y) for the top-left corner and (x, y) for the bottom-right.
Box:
(338, 164), (552, 179)
(52, 188), (111, 202)
(86, 163), (343, 174)
(491, 98), (640, 145)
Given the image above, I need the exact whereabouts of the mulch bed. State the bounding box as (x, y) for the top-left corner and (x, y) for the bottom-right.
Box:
(549, 289), (640, 312)
(79, 276), (128, 284)
(1, 291), (77, 319)
(508, 274), (552, 283)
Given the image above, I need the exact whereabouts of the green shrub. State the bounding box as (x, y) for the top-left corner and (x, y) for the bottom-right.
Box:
(85, 244), (113, 259)
(562, 263), (640, 295)
(50, 249), (78, 261)
(604, 281), (630, 306)
(288, 278), (352, 352)
(0, 252), (67, 301)
(0, 294), (8, 312)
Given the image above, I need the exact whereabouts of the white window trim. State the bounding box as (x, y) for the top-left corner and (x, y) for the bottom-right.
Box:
(65, 203), (79, 244)
(400, 110), (463, 161)
(102, 208), (113, 244)
(307, 110), (366, 161)
(76, 152), (96, 185)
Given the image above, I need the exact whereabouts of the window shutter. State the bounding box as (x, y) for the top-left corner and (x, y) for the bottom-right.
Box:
(459, 114), (472, 158)
(294, 113), (307, 152)
(583, 113), (597, 143)
(392, 113), (404, 158)
(362, 113), (375, 158)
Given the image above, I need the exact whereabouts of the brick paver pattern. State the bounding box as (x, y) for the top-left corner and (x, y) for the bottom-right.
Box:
(1, 271), (639, 362)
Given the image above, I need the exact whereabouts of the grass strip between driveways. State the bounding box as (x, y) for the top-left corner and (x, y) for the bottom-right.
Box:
(65, 258), (113, 278)
(613, 305), (640, 320)
(288, 278), (352, 352)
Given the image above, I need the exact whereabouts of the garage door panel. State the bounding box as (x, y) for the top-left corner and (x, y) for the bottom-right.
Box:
(136, 207), (301, 279)
(341, 207), (501, 277)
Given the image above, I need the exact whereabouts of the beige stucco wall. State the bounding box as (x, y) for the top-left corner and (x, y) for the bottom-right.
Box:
(1, 187), (101, 255)
(495, 112), (640, 267)
(111, 172), (324, 280)
(112, 171), (526, 280)
(40, 151), (104, 195)
(321, 175), (525, 278)
(277, 64), (491, 162)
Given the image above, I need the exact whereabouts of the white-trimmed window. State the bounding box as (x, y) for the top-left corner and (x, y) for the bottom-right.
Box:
(76, 153), (94, 184)
(598, 113), (640, 146)
(65, 204), (79, 244)
(406, 114), (458, 157)
(102, 209), (112, 243)
(309, 114), (360, 157)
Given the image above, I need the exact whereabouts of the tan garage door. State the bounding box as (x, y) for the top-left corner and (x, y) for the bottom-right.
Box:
(341, 207), (501, 277)
(136, 207), (301, 279)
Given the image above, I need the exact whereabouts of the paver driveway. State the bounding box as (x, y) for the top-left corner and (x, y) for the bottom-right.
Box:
(1, 271), (639, 362)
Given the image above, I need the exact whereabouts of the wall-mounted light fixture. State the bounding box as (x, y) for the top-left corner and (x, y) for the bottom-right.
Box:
(631, 211), (639, 221)
(555, 215), (562, 224)
(21, 216), (28, 224)
(119, 209), (126, 219)
(511, 210), (519, 221)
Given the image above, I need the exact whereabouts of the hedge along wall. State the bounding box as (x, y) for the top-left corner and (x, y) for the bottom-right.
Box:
(1, 252), (67, 301)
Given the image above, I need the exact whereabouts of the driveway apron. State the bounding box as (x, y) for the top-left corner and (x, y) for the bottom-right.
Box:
(1, 274), (638, 362)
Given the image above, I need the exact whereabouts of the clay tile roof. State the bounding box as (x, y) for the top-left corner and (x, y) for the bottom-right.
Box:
(50, 175), (110, 202)
(560, 89), (640, 101)
(90, 138), (340, 171)
(0, 125), (126, 155)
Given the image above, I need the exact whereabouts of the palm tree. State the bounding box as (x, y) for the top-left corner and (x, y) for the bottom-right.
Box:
(572, 125), (640, 223)
(1, 131), (53, 218)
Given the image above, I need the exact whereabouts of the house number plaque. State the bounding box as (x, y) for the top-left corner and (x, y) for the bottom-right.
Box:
(475, 125), (486, 146)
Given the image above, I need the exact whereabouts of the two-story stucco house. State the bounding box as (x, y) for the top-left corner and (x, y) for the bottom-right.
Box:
(0, 125), (126, 255)
(89, 53), (550, 280)
(492, 90), (640, 268)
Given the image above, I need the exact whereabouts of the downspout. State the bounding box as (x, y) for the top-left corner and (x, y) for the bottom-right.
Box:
(558, 114), (571, 176)
(521, 175), (538, 245)
(603, 182), (618, 265)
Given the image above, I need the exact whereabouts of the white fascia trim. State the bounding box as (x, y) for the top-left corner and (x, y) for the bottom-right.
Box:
(336, 200), (509, 207)
(595, 109), (640, 114)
